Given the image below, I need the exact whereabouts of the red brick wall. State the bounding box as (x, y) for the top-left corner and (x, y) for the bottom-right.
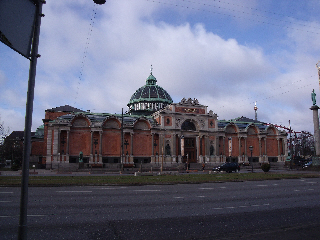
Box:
(153, 134), (159, 155)
(124, 133), (131, 155)
(92, 132), (100, 154)
(239, 138), (246, 156)
(232, 136), (239, 156)
(69, 130), (91, 156)
(132, 131), (152, 156)
(201, 136), (205, 155)
(102, 130), (120, 156)
(59, 131), (67, 154)
(260, 138), (266, 155)
(266, 137), (278, 156)
(224, 134), (239, 156)
(45, 111), (68, 121)
(175, 135), (179, 156)
(31, 140), (45, 155)
(246, 136), (259, 156)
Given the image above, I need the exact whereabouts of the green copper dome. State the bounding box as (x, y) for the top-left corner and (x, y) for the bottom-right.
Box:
(127, 71), (173, 115)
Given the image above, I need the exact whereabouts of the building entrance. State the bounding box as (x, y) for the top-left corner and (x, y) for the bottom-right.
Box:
(183, 137), (197, 163)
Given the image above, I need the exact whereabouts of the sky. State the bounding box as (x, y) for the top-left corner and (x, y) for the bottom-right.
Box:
(1, 0), (320, 135)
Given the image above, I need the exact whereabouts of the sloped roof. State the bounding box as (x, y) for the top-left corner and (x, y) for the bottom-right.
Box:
(218, 116), (267, 130)
(57, 112), (158, 128)
(6, 131), (35, 140)
(232, 116), (264, 124)
(46, 105), (84, 113)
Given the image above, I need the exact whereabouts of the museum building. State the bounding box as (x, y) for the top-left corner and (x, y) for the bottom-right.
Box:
(32, 70), (288, 169)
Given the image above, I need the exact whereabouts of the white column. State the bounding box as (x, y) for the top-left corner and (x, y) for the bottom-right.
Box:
(53, 129), (59, 162)
(46, 128), (52, 168)
(196, 136), (200, 162)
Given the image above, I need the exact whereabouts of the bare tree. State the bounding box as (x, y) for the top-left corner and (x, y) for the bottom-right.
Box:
(294, 131), (314, 159)
(0, 115), (10, 144)
(0, 115), (11, 167)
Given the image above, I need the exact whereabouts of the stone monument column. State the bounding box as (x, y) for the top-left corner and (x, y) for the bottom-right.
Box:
(313, 64), (320, 166)
(311, 105), (320, 155)
(311, 89), (320, 156)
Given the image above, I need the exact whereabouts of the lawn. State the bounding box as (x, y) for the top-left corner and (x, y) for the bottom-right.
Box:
(0, 172), (319, 186)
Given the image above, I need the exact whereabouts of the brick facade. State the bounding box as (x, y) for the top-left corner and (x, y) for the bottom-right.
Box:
(32, 99), (287, 169)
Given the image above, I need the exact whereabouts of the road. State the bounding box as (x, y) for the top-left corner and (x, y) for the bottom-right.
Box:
(1, 178), (320, 239)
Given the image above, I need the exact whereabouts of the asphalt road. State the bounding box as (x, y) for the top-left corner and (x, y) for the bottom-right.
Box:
(1, 178), (320, 239)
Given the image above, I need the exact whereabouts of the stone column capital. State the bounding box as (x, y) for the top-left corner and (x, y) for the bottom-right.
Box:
(310, 105), (320, 110)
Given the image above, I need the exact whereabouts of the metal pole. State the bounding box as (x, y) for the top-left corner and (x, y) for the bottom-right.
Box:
(18, 1), (44, 239)
(187, 154), (189, 170)
(289, 120), (293, 170)
(249, 146), (253, 173)
(251, 150), (253, 173)
(121, 108), (124, 169)
(161, 146), (163, 173)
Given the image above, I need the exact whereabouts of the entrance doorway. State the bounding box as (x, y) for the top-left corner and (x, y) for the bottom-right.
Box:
(183, 137), (197, 163)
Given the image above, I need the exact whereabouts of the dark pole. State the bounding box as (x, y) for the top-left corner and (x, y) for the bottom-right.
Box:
(249, 146), (253, 173)
(251, 150), (253, 173)
(18, 1), (44, 239)
(121, 108), (124, 168)
(289, 120), (293, 170)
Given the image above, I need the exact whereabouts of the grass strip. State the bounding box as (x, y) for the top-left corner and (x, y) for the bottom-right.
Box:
(0, 172), (319, 186)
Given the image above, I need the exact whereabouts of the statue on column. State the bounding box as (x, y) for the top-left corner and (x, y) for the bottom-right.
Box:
(79, 151), (84, 168)
(210, 145), (214, 156)
(311, 89), (317, 106)
(165, 144), (171, 156)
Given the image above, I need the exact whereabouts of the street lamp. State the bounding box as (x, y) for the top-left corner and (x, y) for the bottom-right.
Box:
(249, 146), (253, 173)
(93, 0), (106, 4)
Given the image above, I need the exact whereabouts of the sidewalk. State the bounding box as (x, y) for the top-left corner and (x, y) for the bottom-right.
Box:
(0, 169), (110, 176)
(1, 167), (318, 177)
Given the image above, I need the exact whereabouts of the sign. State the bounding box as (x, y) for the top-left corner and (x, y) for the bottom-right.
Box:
(175, 107), (205, 114)
(0, 0), (36, 59)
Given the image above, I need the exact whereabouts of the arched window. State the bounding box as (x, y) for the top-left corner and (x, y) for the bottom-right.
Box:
(181, 120), (196, 131)
(210, 145), (214, 156)
(165, 142), (171, 156)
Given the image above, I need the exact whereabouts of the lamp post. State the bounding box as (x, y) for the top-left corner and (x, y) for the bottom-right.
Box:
(121, 108), (124, 168)
(289, 120), (293, 170)
(249, 146), (253, 173)
(93, 0), (106, 4)
(161, 146), (164, 173)
(186, 153), (189, 171)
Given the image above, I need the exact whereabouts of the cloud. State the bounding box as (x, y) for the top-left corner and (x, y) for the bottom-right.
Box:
(0, 70), (6, 86)
(0, 108), (25, 134)
(35, 1), (318, 133)
(1, 0), (320, 134)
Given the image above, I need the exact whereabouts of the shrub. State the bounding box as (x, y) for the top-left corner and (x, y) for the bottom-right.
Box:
(261, 163), (271, 172)
(11, 164), (20, 171)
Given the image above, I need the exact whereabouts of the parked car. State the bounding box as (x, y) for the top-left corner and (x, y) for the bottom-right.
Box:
(302, 161), (312, 169)
(212, 162), (240, 173)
